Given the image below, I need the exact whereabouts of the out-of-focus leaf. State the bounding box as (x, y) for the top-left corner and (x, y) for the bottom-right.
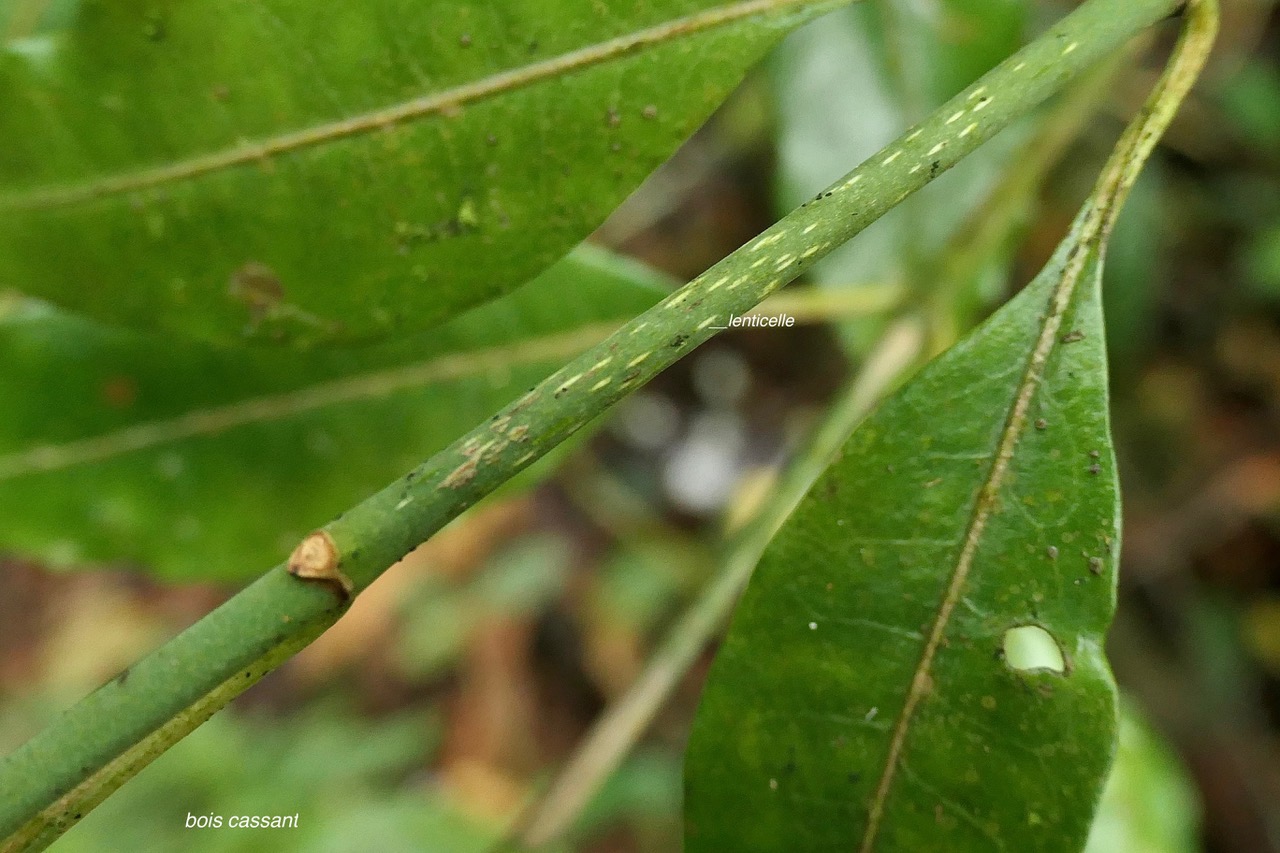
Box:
(392, 534), (571, 680)
(0, 0), (845, 346)
(686, 204), (1121, 850)
(472, 535), (570, 614)
(52, 701), (503, 853)
(0, 0), (78, 39)
(574, 751), (683, 846)
(0, 247), (664, 581)
(1217, 58), (1280, 154)
(1243, 222), (1280, 299)
(1085, 702), (1199, 853)
(770, 0), (1027, 345)
(1104, 165), (1165, 363)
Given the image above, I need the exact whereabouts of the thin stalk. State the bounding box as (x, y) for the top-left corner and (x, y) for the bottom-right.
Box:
(0, 0), (1187, 847)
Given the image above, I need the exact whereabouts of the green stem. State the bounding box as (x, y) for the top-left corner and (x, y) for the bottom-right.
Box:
(0, 0), (1186, 847)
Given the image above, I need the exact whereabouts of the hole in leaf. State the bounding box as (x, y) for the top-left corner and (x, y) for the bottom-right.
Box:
(1002, 625), (1065, 674)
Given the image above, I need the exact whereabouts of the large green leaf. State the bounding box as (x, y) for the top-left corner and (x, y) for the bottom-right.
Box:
(685, 206), (1121, 850)
(0, 0), (841, 346)
(0, 246), (664, 581)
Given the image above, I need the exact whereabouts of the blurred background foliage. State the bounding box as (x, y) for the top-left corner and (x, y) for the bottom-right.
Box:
(5, 0), (1280, 849)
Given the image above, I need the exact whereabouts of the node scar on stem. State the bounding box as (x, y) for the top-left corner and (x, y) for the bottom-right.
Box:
(288, 530), (353, 600)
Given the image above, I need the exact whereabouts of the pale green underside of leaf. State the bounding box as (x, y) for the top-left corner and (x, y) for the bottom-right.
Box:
(0, 246), (665, 581)
(685, 214), (1121, 851)
(0, 0), (843, 346)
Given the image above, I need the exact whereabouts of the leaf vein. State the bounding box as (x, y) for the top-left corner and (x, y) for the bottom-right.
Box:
(0, 322), (617, 480)
(0, 0), (825, 211)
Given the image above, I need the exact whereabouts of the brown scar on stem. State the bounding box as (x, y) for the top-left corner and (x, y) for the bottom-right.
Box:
(287, 530), (353, 599)
(508, 424), (529, 441)
(441, 458), (478, 489)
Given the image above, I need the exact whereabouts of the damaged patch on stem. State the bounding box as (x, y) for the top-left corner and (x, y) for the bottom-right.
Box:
(287, 531), (352, 599)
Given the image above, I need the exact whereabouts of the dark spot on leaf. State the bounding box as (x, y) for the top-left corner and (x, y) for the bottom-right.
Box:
(930, 160), (941, 178)
(228, 261), (284, 321)
(642, 104), (658, 120)
(1088, 463), (1101, 475)
(847, 772), (861, 784)
(1061, 330), (1086, 344)
(671, 334), (689, 348)
(142, 12), (165, 41)
(1034, 418), (1048, 430)
(1088, 556), (1104, 574)
(101, 375), (138, 409)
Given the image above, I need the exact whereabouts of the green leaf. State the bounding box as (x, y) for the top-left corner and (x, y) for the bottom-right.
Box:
(683, 5), (1219, 831)
(0, 0), (843, 346)
(684, 205), (1122, 850)
(0, 247), (664, 580)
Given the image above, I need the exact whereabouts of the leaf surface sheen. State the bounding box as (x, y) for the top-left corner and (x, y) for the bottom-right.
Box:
(0, 0), (841, 345)
(685, 207), (1121, 852)
(0, 248), (665, 580)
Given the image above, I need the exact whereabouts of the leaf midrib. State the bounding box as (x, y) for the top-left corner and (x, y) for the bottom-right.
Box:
(0, 0), (825, 212)
(856, 0), (1217, 834)
(0, 321), (619, 480)
(857, 224), (1102, 851)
